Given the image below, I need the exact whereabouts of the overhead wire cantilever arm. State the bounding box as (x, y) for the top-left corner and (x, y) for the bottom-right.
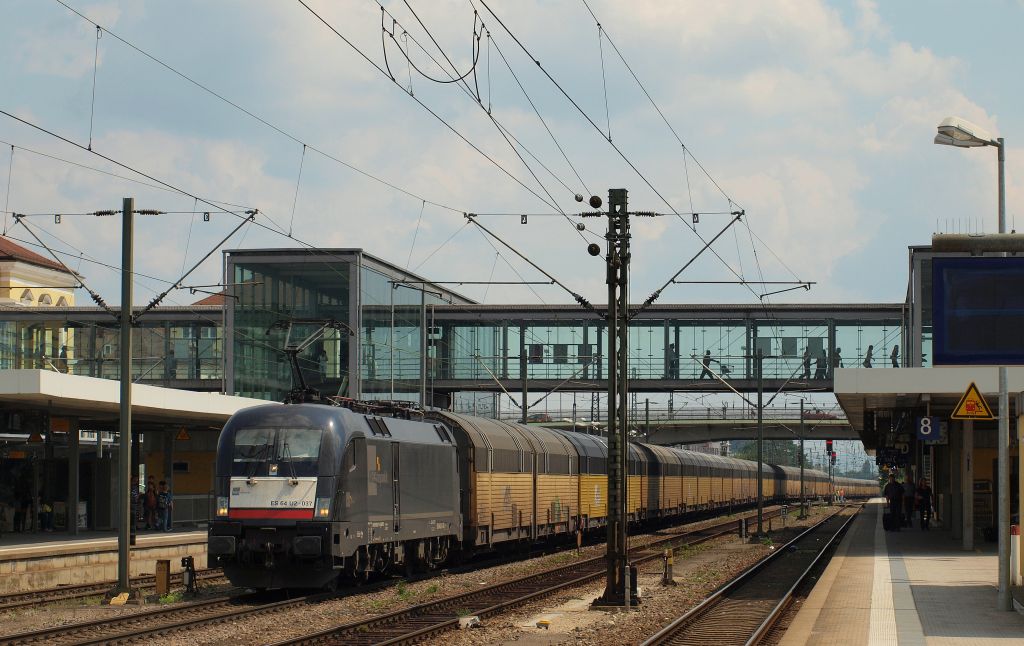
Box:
(10, 214), (116, 318)
(135, 210), (256, 320)
(632, 212), (743, 318)
(465, 213), (596, 313)
(759, 284), (812, 299)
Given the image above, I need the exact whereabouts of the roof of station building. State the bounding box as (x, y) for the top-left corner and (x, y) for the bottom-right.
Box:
(0, 236), (76, 274)
(223, 247), (475, 304)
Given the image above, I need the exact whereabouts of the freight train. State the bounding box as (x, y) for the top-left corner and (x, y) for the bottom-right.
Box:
(208, 400), (876, 589)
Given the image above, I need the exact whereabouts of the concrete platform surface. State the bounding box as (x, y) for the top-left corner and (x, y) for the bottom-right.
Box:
(781, 499), (1024, 645)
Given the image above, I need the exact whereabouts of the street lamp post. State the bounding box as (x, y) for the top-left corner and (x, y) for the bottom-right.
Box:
(934, 116), (1011, 611)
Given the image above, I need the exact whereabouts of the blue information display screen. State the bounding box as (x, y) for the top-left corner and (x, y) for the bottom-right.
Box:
(932, 257), (1024, 365)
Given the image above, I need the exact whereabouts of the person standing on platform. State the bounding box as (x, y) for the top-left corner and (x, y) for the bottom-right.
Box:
(802, 347), (812, 379)
(863, 345), (874, 368)
(890, 345), (899, 368)
(883, 474), (902, 532)
(902, 478), (916, 527)
(916, 478), (934, 530)
(144, 476), (157, 530)
(157, 481), (173, 532)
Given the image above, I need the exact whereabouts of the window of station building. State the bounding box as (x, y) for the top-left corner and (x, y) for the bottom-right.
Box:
(19, 289), (33, 305)
(38, 294), (52, 306)
(172, 461), (189, 474)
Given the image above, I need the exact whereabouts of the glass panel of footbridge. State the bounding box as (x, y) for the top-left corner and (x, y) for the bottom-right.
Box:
(672, 321), (749, 380)
(751, 321), (833, 380)
(834, 321), (903, 370)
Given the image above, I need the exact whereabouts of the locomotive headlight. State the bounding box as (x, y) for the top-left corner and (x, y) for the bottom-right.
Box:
(216, 497), (229, 517)
(315, 497), (331, 518)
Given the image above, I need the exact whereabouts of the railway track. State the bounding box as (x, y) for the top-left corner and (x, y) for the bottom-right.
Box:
(0, 568), (226, 613)
(0, 589), (333, 646)
(266, 507), (790, 646)
(641, 505), (860, 646)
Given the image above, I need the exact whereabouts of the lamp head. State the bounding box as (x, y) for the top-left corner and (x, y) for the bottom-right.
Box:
(935, 116), (995, 148)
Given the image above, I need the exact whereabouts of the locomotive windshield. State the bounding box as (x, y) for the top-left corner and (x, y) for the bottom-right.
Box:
(232, 427), (323, 477)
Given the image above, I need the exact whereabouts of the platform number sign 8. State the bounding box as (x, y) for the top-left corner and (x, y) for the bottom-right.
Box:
(917, 416), (939, 441)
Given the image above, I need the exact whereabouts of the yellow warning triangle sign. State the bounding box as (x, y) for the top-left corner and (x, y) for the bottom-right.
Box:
(951, 382), (995, 420)
(175, 428), (191, 441)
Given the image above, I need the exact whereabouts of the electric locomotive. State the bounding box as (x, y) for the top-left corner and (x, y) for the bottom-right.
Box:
(208, 401), (460, 589)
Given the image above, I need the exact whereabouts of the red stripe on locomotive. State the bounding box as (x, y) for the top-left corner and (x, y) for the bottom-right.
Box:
(228, 508), (314, 519)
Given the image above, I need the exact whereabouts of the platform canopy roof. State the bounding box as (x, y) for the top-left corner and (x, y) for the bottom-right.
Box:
(0, 369), (274, 431)
(834, 367), (1024, 450)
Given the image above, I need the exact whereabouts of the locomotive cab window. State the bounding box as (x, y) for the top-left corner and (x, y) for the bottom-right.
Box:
(232, 427), (323, 477)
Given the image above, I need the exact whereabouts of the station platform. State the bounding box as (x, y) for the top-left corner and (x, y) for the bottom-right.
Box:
(0, 528), (208, 593)
(781, 499), (1024, 645)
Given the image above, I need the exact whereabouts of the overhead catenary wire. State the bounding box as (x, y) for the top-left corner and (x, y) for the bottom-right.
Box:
(471, 225), (547, 305)
(597, 23), (611, 141)
(575, 0), (809, 347)
(9, 217), (115, 316)
(476, 0), (763, 302)
(299, 0), (564, 215)
(392, 28), (584, 236)
(180, 197), (197, 277)
(375, 0), (594, 241)
(2, 145), (13, 235)
(52, 0), (465, 217)
(288, 144), (306, 237)
(465, 213), (593, 312)
(577, 0), (738, 210)
(0, 138), (256, 210)
(411, 219), (471, 273)
(487, 31), (591, 198)
(88, 24), (101, 150)
(137, 210), (254, 319)
(406, 199), (426, 269)
(635, 212), (743, 315)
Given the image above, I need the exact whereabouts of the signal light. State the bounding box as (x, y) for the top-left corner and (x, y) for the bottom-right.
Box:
(825, 439), (833, 453)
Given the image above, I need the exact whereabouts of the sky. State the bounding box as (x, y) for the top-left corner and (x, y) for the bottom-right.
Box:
(0, 0), (1021, 311)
